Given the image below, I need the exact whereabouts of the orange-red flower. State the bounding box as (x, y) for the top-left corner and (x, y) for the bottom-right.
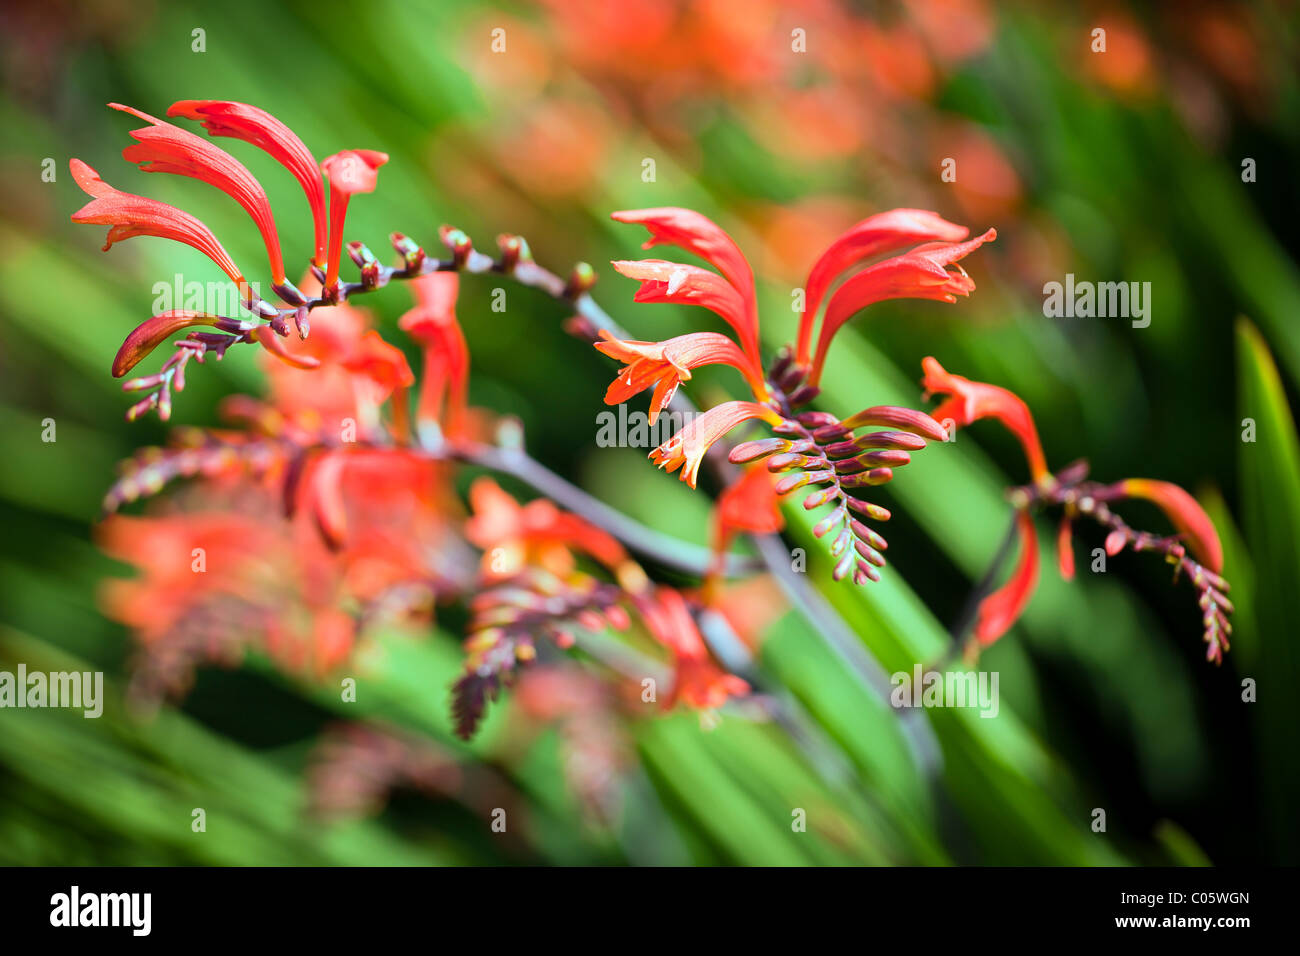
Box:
(168, 99), (328, 269)
(611, 207), (763, 388)
(609, 259), (764, 388)
(921, 356), (1049, 484)
(1111, 479), (1223, 573)
(321, 149), (388, 290)
(465, 478), (638, 586)
(70, 159), (255, 305)
(648, 401), (781, 489)
(595, 329), (760, 424)
(399, 273), (470, 439)
(641, 587), (748, 710)
(112, 311), (254, 378)
(111, 103), (288, 286)
(807, 228), (996, 384)
(975, 509), (1039, 646)
(796, 208), (971, 364)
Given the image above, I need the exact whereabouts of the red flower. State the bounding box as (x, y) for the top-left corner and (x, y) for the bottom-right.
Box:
(595, 330), (761, 424)
(648, 400), (781, 489)
(113, 311), (253, 378)
(975, 509), (1040, 645)
(796, 208), (971, 365)
(465, 478), (634, 583)
(1112, 479), (1224, 573)
(641, 587), (749, 710)
(808, 228), (996, 384)
(111, 103), (288, 286)
(168, 100), (328, 269)
(399, 273), (470, 439)
(70, 159), (256, 306)
(611, 207), (763, 389)
(320, 149), (389, 291)
(921, 356), (1049, 484)
(610, 259), (764, 389)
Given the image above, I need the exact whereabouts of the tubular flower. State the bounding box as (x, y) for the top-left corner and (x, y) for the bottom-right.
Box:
(321, 149), (389, 291)
(796, 209), (971, 365)
(168, 100), (328, 269)
(609, 259), (764, 389)
(975, 509), (1040, 645)
(595, 330), (761, 425)
(921, 356), (1049, 485)
(70, 159), (254, 304)
(611, 207), (762, 389)
(649, 401), (781, 489)
(113, 311), (254, 378)
(111, 103), (287, 286)
(399, 273), (470, 439)
(1111, 479), (1224, 573)
(808, 228), (996, 384)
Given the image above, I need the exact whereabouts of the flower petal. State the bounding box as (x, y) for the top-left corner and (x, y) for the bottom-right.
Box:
(111, 103), (286, 285)
(70, 159), (248, 294)
(921, 356), (1048, 483)
(809, 229), (995, 384)
(797, 209), (970, 363)
(975, 510), (1039, 645)
(169, 100), (327, 267)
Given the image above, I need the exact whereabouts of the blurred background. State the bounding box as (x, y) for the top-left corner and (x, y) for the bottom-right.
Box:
(0, 0), (1297, 865)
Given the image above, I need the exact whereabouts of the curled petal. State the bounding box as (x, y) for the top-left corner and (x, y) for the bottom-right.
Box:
(975, 510), (1039, 645)
(810, 229), (995, 384)
(797, 209), (970, 363)
(111, 103), (286, 285)
(610, 206), (755, 318)
(610, 259), (761, 377)
(1115, 479), (1223, 573)
(70, 159), (248, 294)
(922, 356), (1048, 483)
(649, 401), (780, 489)
(169, 99), (327, 267)
(596, 330), (762, 422)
